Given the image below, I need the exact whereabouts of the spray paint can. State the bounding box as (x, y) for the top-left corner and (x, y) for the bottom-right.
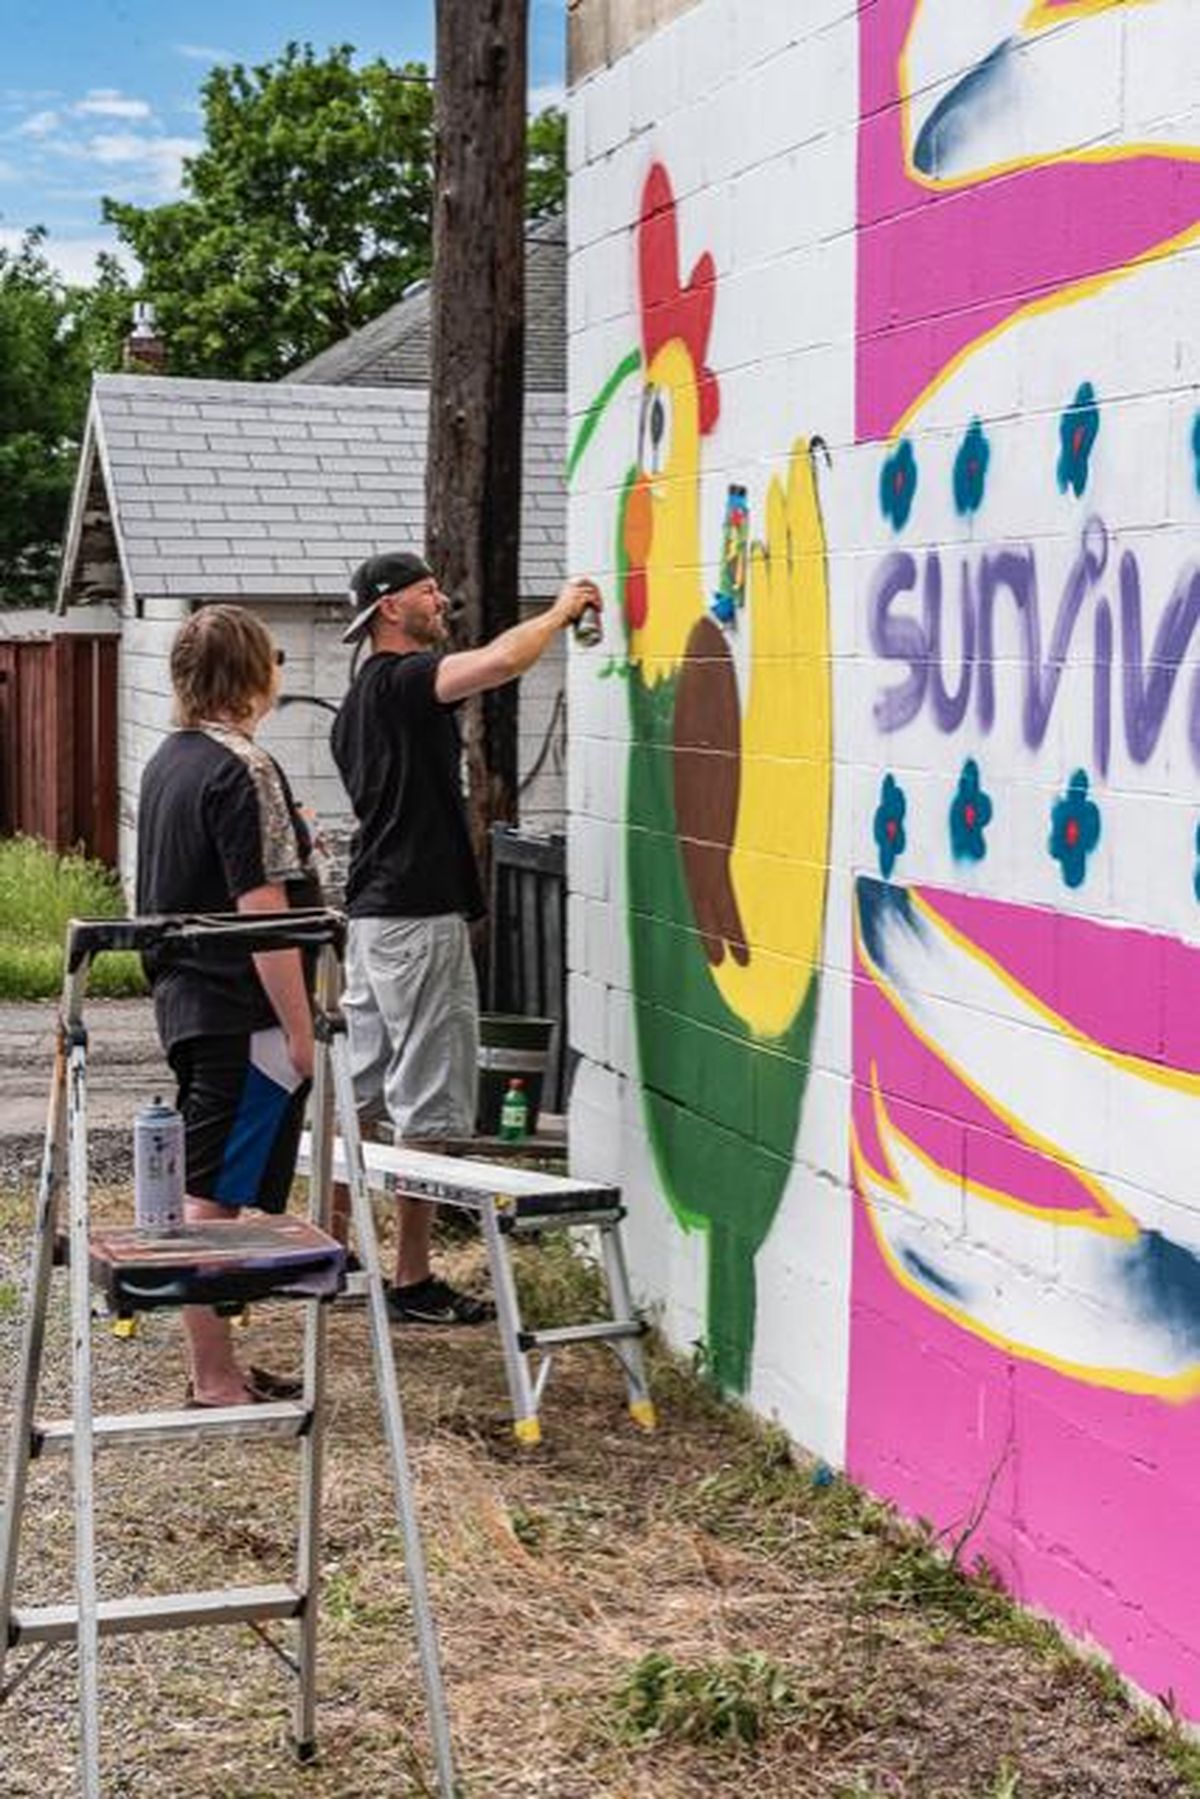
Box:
(573, 601), (603, 648)
(133, 1096), (185, 1234)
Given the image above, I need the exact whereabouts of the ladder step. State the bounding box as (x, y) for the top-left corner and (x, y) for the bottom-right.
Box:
(517, 1319), (647, 1351)
(502, 1207), (624, 1234)
(11, 1583), (304, 1645)
(33, 1400), (310, 1457)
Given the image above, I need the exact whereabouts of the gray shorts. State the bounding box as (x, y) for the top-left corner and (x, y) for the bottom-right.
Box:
(344, 915), (479, 1141)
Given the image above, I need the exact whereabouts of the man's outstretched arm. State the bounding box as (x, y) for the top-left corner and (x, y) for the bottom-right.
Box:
(433, 577), (601, 705)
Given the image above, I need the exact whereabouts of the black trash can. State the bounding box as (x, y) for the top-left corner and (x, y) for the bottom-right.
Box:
(476, 1014), (554, 1136)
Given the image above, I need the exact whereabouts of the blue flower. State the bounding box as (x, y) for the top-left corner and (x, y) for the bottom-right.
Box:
(874, 774), (907, 879)
(1049, 770), (1101, 889)
(953, 420), (990, 517)
(880, 439), (918, 532)
(1057, 382), (1100, 499)
(949, 759), (993, 861)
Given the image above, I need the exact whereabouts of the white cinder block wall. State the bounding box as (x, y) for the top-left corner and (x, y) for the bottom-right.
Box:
(567, 0), (1200, 1720)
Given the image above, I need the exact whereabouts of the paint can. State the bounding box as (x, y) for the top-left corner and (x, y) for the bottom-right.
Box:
(573, 601), (603, 647)
(133, 1096), (185, 1234)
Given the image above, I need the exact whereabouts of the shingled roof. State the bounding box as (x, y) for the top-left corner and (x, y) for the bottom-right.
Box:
(286, 212), (565, 390)
(58, 373), (565, 607)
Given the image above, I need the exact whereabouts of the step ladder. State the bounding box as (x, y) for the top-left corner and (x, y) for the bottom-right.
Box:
(0, 911), (457, 1799)
(302, 1133), (657, 1449)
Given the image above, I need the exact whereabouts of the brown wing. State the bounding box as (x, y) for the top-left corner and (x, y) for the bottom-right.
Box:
(672, 616), (749, 968)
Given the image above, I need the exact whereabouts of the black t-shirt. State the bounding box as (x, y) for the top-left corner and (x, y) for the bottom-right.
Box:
(136, 723), (320, 1050)
(330, 651), (485, 920)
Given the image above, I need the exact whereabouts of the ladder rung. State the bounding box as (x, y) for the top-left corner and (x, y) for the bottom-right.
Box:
(502, 1208), (624, 1234)
(33, 1400), (310, 1457)
(11, 1583), (303, 1645)
(517, 1319), (647, 1351)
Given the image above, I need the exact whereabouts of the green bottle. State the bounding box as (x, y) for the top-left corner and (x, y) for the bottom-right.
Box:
(499, 1077), (528, 1141)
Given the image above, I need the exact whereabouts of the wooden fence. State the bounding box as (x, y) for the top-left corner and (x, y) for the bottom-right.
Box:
(0, 629), (119, 866)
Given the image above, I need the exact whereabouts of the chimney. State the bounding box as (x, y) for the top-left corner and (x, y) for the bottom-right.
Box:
(122, 301), (166, 374)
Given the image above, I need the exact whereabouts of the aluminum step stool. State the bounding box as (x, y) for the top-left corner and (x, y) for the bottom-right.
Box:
(0, 911), (457, 1799)
(306, 1133), (657, 1448)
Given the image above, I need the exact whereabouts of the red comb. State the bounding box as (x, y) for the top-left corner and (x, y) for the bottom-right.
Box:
(638, 163), (720, 436)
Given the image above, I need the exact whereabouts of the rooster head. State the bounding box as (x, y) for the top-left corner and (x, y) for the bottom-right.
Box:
(623, 162), (721, 680)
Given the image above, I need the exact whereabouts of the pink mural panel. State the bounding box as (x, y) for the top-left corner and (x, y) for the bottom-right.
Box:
(856, 0), (1200, 441)
(849, 880), (1200, 1714)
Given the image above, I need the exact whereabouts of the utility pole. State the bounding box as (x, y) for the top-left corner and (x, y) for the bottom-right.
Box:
(426, 0), (529, 879)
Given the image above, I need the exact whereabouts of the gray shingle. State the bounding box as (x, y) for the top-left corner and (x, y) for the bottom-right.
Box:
(286, 213), (565, 393)
(69, 371), (564, 605)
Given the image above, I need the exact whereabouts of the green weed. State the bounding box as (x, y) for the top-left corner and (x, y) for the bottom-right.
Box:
(511, 1229), (608, 1327)
(0, 835), (143, 998)
(507, 1505), (546, 1552)
(608, 1649), (798, 1748)
(859, 1516), (1016, 1631)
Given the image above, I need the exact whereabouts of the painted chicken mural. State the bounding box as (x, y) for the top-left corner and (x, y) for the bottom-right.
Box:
(581, 165), (833, 1390)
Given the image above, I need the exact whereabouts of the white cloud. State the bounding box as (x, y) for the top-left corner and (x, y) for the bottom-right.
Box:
(83, 132), (200, 196)
(76, 90), (153, 121)
(174, 43), (234, 63)
(0, 225), (138, 285)
(16, 109), (61, 138)
(85, 132), (154, 166)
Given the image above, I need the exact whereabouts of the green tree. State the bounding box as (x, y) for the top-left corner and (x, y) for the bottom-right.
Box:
(526, 107), (566, 214)
(0, 233), (127, 605)
(104, 44), (435, 380)
(104, 44), (566, 381)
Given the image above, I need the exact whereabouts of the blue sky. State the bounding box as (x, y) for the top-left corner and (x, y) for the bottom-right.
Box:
(0, 0), (566, 283)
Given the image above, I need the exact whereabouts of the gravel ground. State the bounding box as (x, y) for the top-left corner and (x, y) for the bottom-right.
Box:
(0, 998), (170, 1184)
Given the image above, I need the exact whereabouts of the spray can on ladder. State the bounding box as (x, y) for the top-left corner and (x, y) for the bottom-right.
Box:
(133, 1096), (185, 1234)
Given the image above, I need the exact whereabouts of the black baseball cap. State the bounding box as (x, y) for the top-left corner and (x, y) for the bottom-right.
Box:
(343, 552), (435, 643)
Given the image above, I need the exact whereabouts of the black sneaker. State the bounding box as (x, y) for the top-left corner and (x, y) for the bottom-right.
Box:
(385, 1276), (496, 1326)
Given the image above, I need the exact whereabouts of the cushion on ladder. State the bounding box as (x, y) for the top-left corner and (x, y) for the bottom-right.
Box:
(88, 1217), (345, 1313)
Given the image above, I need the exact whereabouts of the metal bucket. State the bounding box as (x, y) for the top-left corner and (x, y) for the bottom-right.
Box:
(476, 1014), (554, 1136)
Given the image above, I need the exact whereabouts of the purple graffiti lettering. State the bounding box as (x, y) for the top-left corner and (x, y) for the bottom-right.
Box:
(1121, 554), (1200, 765)
(1094, 597), (1113, 778)
(1028, 518), (1108, 749)
(869, 519), (1197, 770)
(976, 546), (1036, 736)
(977, 521), (1105, 749)
(869, 553), (927, 731)
(924, 554), (975, 732)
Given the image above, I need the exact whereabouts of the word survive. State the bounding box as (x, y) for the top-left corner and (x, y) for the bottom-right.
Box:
(869, 518), (1200, 772)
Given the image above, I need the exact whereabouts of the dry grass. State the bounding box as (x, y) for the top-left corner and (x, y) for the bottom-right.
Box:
(1, 1180), (1198, 1798)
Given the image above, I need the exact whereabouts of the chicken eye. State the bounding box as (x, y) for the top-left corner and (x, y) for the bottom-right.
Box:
(638, 383), (672, 475)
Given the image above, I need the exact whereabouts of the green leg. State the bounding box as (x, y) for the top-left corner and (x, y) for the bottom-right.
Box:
(704, 1223), (757, 1396)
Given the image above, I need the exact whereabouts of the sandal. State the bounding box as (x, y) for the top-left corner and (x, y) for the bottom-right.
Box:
(183, 1380), (267, 1410)
(246, 1365), (303, 1401)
